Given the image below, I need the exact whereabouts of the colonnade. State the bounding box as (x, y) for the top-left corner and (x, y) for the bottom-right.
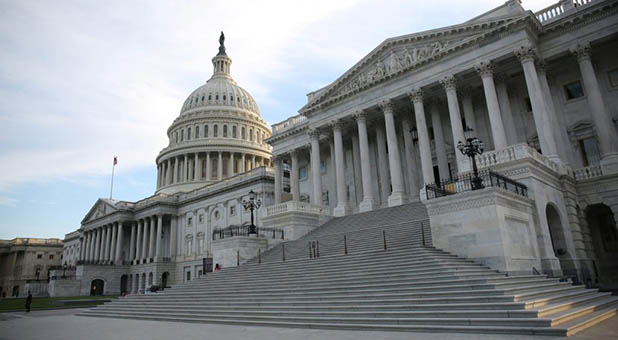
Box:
(272, 43), (618, 216)
(78, 214), (179, 265)
(157, 152), (271, 189)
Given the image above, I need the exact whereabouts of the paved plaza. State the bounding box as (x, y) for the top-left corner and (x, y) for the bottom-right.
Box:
(0, 308), (616, 340)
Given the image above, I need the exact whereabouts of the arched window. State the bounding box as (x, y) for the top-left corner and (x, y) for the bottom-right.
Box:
(241, 127), (246, 140)
(257, 130), (261, 143)
(223, 94), (226, 101)
(214, 125), (218, 137)
(232, 126), (237, 138)
(262, 132), (265, 144)
(195, 126), (200, 138)
(208, 94), (212, 101)
(201, 95), (204, 102)
(223, 125), (228, 137)
(181, 129), (184, 142)
(187, 127), (191, 140)
(204, 125), (209, 137)
(249, 129), (253, 141)
(175, 132), (178, 143)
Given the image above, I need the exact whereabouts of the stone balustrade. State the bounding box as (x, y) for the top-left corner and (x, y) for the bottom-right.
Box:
(265, 200), (324, 217)
(475, 143), (571, 175)
(573, 165), (604, 180)
(272, 114), (307, 134)
(535, 0), (595, 24)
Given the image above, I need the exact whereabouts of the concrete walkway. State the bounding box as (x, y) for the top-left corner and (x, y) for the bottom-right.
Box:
(0, 309), (617, 340)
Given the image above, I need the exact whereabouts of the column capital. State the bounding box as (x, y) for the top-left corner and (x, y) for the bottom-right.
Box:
(439, 75), (457, 92)
(330, 119), (343, 131)
(514, 45), (537, 63)
(353, 110), (368, 122)
(475, 61), (494, 78)
(307, 128), (321, 140)
(570, 43), (591, 62)
(407, 88), (424, 103)
(378, 99), (395, 115)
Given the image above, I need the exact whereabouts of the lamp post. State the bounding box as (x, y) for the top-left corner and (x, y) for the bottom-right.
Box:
(242, 190), (262, 235)
(409, 126), (419, 144)
(62, 262), (67, 279)
(457, 126), (485, 190)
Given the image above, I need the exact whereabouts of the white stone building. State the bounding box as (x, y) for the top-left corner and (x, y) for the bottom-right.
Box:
(265, 0), (618, 289)
(61, 36), (278, 296)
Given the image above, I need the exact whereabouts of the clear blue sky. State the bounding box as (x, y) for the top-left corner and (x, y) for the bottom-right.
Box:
(0, 0), (555, 239)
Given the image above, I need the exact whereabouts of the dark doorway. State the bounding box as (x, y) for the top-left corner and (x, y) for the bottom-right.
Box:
(90, 279), (104, 296)
(586, 204), (618, 289)
(161, 272), (169, 288)
(120, 275), (128, 295)
(12, 286), (19, 297)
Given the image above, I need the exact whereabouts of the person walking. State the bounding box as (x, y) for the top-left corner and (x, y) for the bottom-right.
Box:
(25, 291), (32, 312)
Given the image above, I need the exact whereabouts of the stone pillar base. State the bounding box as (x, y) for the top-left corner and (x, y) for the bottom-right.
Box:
(359, 198), (377, 212)
(600, 152), (618, 175)
(333, 203), (350, 217)
(387, 191), (408, 207)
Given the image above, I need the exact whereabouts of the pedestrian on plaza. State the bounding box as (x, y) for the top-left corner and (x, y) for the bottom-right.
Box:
(215, 263), (221, 271)
(25, 291), (32, 312)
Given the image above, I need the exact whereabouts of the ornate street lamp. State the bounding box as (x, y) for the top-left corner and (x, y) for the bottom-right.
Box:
(409, 126), (419, 144)
(242, 190), (262, 235)
(62, 262), (67, 279)
(457, 126), (485, 190)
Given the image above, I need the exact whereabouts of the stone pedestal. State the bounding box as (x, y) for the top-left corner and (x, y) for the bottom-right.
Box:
(212, 237), (268, 269)
(424, 187), (546, 276)
(261, 201), (327, 240)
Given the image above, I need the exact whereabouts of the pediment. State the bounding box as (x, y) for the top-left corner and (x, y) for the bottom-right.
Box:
(81, 199), (119, 224)
(300, 13), (534, 115)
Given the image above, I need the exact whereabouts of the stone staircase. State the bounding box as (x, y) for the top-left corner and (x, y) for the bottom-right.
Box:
(79, 202), (618, 336)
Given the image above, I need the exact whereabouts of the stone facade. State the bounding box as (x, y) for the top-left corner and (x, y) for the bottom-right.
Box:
(0, 238), (63, 297)
(266, 0), (618, 288)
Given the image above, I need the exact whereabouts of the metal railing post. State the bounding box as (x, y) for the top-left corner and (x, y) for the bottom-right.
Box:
(383, 230), (387, 250)
(282, 243), (286, 262)
(258, 248), (261, 264)
(316, 240), (320, 258)
(236, 250), (240, 266)
(421, 222), (426, 247)
(344, 235), (348, 255)
(308, 241), (312, 259)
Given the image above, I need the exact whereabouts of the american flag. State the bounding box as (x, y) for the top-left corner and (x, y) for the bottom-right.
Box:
(113, 156), (118, 166)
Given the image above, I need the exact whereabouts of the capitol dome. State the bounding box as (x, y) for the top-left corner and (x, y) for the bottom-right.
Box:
(155, 33), (272, 195)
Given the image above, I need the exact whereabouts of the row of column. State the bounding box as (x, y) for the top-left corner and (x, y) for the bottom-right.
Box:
(157, 152), (271, 188)
(272, 42), (618, 215)
(79, 221), (124, 264)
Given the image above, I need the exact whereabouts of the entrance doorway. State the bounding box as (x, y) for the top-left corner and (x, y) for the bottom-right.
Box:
(585, 204), (618, 289)
(90, 279), (104, 296)
(161, 272), (169, 288)
(120, 275), (128, 295)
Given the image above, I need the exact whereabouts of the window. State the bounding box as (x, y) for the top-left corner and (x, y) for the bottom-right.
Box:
(198, 214), (204, 224)
(37, 254), (42, 259)
(204, 125), (209, 137)
(223, 95), (226, 101)
(223, 125), (228, 137)
(181, 129), (184, 142)
(299, 166), (307, 180)
(201, 95), (204, 102)
(320, 160), (326, 174)
(241, 127), (246, 139)
(230, 206), (236, 215)
(608, 69), (618, 88)
(215, 94), (219, 100)
(187, 217), (193, 226)
(249, 129), (253, 141)
(175, 132), (178, 143)
(187, 127), (192, 140)
(196, 126), (199, 138)
(579, 137), (601, 167)
(49, 254), (54, 260)
(564, 81), (584, 100)
(186, 271), (191, 281)
(214, 125), (218, 137)
(208, 94), (212, 101)
(232, 126), (237, 138)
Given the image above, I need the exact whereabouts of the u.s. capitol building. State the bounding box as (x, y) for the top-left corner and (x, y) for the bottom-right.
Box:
(60, 0), (618, 296)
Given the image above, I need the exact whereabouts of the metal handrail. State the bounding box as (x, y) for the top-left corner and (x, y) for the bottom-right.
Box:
(425, 169), (527, 200)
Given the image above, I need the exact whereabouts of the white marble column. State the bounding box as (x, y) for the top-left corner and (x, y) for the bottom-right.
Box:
(141, 219), (149, 261)
(166, 160), (172, 185)
(101, 226), (109, 262)
(430, 102), (450, 181)
(572, 43), (618, 173)
(332, 120), (350, 216)
(328, 137), (337, 207)
(476, 61), (508, 150)
(290, 150), (300, 201)
(217, 152), (223, 179)
(375, 122), (390, 205)
(182, 154), (188, 182)
(440, 75), (469, 173)
(173, 157), (179, 184)
(252, 155), (256, 169)
(170, 215), (177, 259)
(148, 217), (156, 259)
(155, 215), (163, 258)
(495, 76), (518, 145)
(115, 222), (123, 263)
(351, 133), (363, 204)
(401, 117), (420, 200)
(241, 153), (246, 173)
(82, 234), (88, 261)
(380, 100), (408, 206)
(135, 220), (142, 262)
(273, 156), (282, 204)
(355, 112), (377, 212)
(206, 152), (212, 180)
(129, 222), (136, 261)
(93, 228), (100, 262)
(309, 129), (323, 206)
(194, 153), (200, 181)
(88, 231), (94, 261)
(110, 223), (118, 263)
(515, 45), (560, 162)
(229, 153), (235, 177)
(409, 88), (435, 185)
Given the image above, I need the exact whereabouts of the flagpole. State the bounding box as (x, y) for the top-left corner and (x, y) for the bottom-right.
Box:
(110, 157), (116, 199)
